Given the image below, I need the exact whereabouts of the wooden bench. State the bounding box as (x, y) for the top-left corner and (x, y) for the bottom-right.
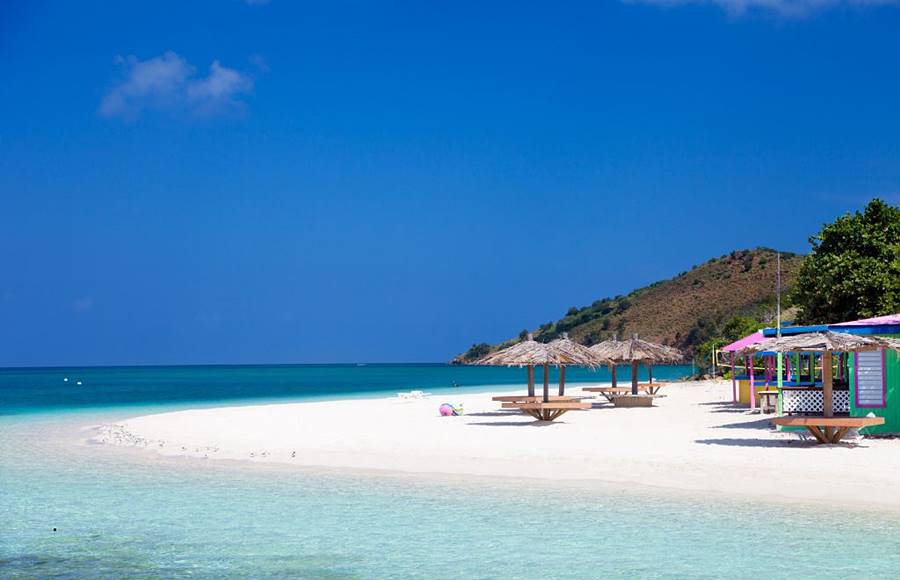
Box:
(501, 401), (592, 421)
(581, 386), (632, 402)
(772, 416), (885, 444)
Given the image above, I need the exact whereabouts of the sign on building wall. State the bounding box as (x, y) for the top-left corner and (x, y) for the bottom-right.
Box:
(855, 350), (886, 408)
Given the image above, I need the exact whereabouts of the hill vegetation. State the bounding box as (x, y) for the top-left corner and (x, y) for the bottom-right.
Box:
(454, 248), (802, 363)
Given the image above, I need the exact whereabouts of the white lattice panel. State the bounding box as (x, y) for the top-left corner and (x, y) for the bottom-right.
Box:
(782, 389), (849, 414)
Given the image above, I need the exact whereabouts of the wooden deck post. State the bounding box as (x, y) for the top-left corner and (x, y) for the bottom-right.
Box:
(731, 352), (737, 403)
(543, 363), (549, 403)
(822, 350), (833, 418)
(558, 365), (566, 396)
(631, 360), (639, 395)
(748, 355), (756, 411)
(527, 365), (535, 397)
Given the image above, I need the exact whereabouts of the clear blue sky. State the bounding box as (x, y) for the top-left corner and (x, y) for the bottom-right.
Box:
(2, 0), (899, 366)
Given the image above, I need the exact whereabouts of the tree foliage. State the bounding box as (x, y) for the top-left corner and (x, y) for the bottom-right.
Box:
(694, 315), (764, 373)
(461, 343), (491, 362)
(792, 199), (900, 324)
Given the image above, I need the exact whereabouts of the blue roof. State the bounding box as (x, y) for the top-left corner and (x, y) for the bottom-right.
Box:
(827, 324), (900, 335)
(762, 322), (900, 337)
(762, 325), (828, 337)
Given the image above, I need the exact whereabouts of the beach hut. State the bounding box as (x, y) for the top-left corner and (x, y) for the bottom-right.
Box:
(752, 314), (900, 434)
(739, 331), (900, 442)
(828, 314), (900, 434)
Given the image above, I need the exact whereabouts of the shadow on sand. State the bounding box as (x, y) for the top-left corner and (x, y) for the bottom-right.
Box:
(468, 420), (560, 427)
(695, 437), (816, 448)
(696, 437), (865, 448)
(699, 401), (753, 414)
(465, 411), (521, 418)
(713, 417), (775, 430)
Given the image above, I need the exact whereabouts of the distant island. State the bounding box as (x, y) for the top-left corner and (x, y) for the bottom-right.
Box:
(454, 247), (803, 363)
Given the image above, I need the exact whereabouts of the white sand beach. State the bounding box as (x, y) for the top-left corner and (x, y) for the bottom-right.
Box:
(95, 380), (900, 509)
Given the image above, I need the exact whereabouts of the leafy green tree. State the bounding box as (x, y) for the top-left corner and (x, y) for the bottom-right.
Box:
(694, 315), (763, 376)
(463, 343), (491, 361)
(721, 315), (761, 342)
(695, 337), (724, 374)
(792, 199), (900, 324)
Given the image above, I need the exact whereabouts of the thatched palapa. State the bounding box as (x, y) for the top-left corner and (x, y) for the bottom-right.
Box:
(476, 337), (598, 367)
(547, 334), (607, 396)
(476, 333), (605, 401)
(591, 335), (684, 395)
(590, 336), (623, 388)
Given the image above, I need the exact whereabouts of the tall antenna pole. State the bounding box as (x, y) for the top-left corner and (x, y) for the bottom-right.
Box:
(776, 252), (782, 338)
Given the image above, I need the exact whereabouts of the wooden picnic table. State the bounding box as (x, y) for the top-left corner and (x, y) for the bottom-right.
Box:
(583, 384), (666, 399)
(581, 386), (632, 402)
(772, 416), (885, 444)
(501, 401), (592, 421)
(639, 382), (667, 395)
(491, 395), (576, 403)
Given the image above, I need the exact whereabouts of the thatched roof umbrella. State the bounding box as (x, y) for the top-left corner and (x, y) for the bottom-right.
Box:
(738, 331), (900, 418)
(599, 335), (684, 395)
(590, 335), (623, 388)
(548, 333), (607, 396)
(476, 333), (600, 402)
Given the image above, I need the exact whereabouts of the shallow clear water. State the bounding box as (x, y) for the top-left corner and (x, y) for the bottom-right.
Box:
(3, 366), (900, 578)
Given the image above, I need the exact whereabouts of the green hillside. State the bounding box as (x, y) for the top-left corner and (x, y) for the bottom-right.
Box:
(454, 248), (803, 363)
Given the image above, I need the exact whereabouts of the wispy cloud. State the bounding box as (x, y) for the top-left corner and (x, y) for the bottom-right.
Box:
(627, 0), (900, 17)
(99, 52), (255, 120)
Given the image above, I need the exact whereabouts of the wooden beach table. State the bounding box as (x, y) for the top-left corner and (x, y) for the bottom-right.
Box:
(638, 382), (667, 395)
(501, 401), (592, 421)
(492, 395), (576, 403)
(772, 416), (885, 444)
(581, 386), (632, 402)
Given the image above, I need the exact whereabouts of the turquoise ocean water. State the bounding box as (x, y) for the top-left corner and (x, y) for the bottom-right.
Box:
(3, 364), (900, 578)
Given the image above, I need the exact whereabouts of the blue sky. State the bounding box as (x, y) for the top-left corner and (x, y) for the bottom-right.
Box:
(2, 0), (899, 366)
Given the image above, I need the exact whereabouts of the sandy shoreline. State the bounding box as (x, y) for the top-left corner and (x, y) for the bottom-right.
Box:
(93, 380), (900, 509)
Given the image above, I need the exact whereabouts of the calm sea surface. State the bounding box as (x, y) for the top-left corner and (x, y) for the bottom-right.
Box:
(3, 364), (900, 578)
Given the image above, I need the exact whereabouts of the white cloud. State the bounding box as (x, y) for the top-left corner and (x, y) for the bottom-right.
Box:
(627, 0), (900, 17)
(187, 61), (255, 116)
(99, 52), (254, 120)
